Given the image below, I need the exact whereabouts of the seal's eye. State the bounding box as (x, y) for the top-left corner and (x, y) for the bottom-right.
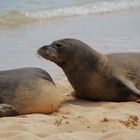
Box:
(55, 44), (62, 49)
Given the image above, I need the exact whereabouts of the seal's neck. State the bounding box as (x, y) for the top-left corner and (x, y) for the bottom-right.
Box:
(60, 47), (107, 90)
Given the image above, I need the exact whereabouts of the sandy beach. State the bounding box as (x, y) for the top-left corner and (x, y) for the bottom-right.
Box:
(0, 0), (140, 139)
(0, 80), (140, 140)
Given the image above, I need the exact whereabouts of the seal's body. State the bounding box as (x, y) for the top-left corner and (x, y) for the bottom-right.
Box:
(0, 67), (60, 117)
(38, 38), (140, 102)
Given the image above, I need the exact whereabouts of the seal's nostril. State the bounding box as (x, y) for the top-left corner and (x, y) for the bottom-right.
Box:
(41, 46), (47, 51)
(38, 46), (48, 54)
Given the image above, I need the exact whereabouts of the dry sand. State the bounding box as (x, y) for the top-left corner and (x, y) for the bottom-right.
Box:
(0, 80), (140, 140)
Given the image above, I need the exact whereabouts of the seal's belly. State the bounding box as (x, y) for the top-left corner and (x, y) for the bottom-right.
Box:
(78, 73), (138, 102)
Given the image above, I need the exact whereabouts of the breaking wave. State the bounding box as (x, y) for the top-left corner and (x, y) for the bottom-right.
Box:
(0, 0), (140, 26)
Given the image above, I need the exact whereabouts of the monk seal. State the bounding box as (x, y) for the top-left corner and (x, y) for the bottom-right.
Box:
(0, 67), (60, 117)
(38, 38), (140, 102)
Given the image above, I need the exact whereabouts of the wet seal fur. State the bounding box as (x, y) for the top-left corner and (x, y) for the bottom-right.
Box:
(38, 38), (140, 102)
(0, 67), (60, 117)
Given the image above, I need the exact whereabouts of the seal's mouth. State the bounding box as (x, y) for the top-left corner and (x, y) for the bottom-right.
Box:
(38, 46), (59, 62)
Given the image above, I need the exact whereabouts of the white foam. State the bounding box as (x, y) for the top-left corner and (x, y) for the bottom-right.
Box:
(23, 0), (140, 19)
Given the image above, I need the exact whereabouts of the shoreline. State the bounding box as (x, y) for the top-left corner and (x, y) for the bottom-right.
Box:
(0, 8), (140, 81)
(0, 8), (140, 82)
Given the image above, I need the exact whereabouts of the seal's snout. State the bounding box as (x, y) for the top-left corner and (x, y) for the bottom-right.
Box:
(41, 45), (48, 51)
(38, 45), (47, 54)
(38, 45), (59, 61)
(38, 45), (49, 56)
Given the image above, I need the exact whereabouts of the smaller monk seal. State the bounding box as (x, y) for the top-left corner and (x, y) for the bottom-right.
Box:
(38, 38), (140, 102)
(0, 67), (60, 117)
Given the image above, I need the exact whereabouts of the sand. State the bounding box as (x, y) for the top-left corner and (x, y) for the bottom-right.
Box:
(0, 3), (140, 139)
(0, 80), (140, 140)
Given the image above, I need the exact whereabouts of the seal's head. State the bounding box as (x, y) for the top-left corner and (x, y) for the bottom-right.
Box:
(38, 38), (94, 67)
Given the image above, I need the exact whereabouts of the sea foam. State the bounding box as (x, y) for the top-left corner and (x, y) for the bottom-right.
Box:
(0, 0), (140, 26)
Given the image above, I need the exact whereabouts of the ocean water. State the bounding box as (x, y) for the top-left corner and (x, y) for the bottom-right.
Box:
(0, 0), (140, 81)
(0, 0), (140, 26)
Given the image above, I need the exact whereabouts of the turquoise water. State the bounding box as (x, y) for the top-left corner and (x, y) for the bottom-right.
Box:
(0, 0), (140, 81)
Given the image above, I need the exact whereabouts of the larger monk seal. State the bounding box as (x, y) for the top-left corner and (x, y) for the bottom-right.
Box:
(0, 67), (60, 117)
(38, 38), (140, 102)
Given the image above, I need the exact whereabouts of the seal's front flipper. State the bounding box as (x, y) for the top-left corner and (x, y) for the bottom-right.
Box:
(0, 104), (19, 117)
(115, 75), (140, 99)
